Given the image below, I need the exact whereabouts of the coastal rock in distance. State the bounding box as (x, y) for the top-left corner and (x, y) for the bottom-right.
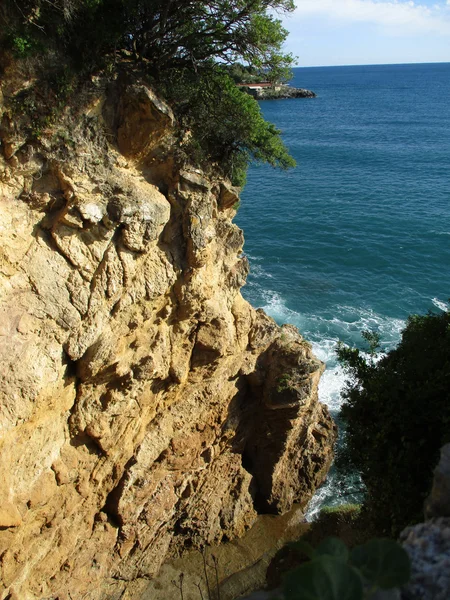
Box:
(258, 86), (317, 100)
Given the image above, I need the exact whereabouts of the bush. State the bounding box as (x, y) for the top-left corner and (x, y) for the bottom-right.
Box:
(284, 536), (410, 600)
(156, 68), (295, 184)
(336, 310), (450, 535)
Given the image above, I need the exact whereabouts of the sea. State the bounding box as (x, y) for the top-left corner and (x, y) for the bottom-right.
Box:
(235, 62), (450, 518)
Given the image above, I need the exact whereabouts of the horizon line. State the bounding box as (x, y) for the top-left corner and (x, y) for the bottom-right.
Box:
(294, 60), (450, 68)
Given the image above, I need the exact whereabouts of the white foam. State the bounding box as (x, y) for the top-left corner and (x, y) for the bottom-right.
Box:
(430, 230), (450, 236)
(260, 289), (297, 323)
(432, 297), (448, 312)
(327, 305), (405, 349)
(305, 478), (335, 521)
(310, 337), (335, 360)
(250, 263), (273, 279)
(245, 252), (263, 261)
(259, 292), (405, 352)
(305, 469), (364, 522)
(317, 363), (347, 414)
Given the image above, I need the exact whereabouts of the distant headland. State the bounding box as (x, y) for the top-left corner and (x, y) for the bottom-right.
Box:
(237, 81), (317, 99)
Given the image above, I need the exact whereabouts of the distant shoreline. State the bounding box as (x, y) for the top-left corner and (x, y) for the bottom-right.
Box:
(258, 86), (316, 100)
(237, 82), (316, 100)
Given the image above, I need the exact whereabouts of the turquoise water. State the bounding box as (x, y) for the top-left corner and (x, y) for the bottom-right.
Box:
(236, 63), (450, 515)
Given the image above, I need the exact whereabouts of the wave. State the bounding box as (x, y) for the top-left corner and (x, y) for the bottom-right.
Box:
(245, 252), (263, 262)
(249, 263), (273, 279)
(257, 287), (405, 352)
(432, 297), (448, 312)
(429, 230), (450, 236)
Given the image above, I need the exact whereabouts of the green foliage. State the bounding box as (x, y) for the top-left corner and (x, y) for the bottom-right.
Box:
(361, 330), (381, 357)
(284, 537), (410, 600)
(10, 35), (34, 57)
(140, 0), (295, 75)
(350, 539), (410, 590)
(265, 504), (373, 590)
(316, 537), (349, 562)
(232, 165), (247, 188)
(2, 1), (296, 78)
(336, 310), (450, 534)
(2, 0), (297, 183)
(157, 67), (295, 182)
(284, 555), (363, 600)
(308, 504), (370, 550)
(225, 62), (265, 84)
(276, 372), (294, 392)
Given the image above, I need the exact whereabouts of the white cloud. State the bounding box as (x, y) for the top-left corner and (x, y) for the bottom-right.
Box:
(290, 0), (450, 36)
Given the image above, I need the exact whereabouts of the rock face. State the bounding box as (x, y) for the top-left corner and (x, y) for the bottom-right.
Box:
(400, 444), (450, 600)
(0, 76), (336, 600)
(424, 443), (450, 520)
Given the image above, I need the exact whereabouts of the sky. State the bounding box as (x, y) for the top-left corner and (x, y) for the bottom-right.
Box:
(280, 0), (450, 66)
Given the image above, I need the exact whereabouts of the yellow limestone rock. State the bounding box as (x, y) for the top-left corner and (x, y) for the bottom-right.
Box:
(0, 79), (336, 600)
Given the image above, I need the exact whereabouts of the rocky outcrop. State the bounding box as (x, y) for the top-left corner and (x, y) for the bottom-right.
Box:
(257, 86), (316, 100)
(424, 443), (450, 520)
(0, 75), (336, 600)
(400, 444), (450, 600)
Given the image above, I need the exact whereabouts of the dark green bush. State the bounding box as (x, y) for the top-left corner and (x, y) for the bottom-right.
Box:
(284, 536), (410, 600)
(337, 310), (450, 535)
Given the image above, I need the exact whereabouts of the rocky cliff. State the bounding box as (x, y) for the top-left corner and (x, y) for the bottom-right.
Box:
(0, 74), (336, 600)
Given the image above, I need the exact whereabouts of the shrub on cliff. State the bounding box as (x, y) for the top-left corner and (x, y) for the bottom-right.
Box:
(336, 310), (450, 535)
(158, 67), (295, 185)
(1, 0), (296, 183)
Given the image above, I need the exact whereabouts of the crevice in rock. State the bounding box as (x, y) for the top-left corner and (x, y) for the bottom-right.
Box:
(87, 238), (117, 297)
(103, 455), (138, 527)
(63, 349), (78, 381)
(98, 508), (122, 531)
(241, 445), (255, 477)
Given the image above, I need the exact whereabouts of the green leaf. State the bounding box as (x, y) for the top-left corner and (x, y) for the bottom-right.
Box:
(283, 556), (364, 600)
(350, 539), (411, 589)
(315, 537), (349, 562)
(288, 540), (316, 560)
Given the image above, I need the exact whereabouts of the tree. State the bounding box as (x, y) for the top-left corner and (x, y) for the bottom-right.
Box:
(159, 67), (295, 185)
(336, 311), (450, 535)
(1, 0), (297, 183)
(1, 0), (296, 77)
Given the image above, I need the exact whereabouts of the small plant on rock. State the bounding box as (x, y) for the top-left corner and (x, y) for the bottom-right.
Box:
(277, 373), (293, 393)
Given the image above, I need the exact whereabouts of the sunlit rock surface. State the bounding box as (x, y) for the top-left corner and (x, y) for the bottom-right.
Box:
(0, 77), (336, 600)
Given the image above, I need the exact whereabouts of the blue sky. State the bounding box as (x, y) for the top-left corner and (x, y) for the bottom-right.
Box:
(281, 0), (450, 66)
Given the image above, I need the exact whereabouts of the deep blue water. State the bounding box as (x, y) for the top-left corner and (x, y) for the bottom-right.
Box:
(236, 63), (450, 515)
